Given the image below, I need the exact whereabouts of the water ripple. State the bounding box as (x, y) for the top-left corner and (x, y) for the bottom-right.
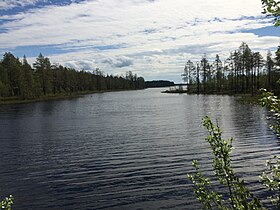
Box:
(0, 88), (279, 209)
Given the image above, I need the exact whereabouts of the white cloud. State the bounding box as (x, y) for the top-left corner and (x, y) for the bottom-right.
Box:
(102, 56), (133, 68)
(1, 0), (280, 82)
(64, 60), (97, 71)
(0, 0), (40, 9)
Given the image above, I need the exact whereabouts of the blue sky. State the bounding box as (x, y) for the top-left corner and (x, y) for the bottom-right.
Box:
(0, 0), (279, 82)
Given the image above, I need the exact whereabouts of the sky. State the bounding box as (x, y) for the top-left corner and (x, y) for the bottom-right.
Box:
(0, 0), (279, 82)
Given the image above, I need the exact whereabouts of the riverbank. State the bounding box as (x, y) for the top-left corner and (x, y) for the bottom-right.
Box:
(162, 87), (263, 104)
(161, 89), (188, 94)
(0, 89), (139, 105)
(0, 94), (80, 105)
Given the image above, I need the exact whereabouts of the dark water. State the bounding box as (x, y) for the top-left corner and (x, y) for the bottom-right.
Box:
(0, 88), (279, 209)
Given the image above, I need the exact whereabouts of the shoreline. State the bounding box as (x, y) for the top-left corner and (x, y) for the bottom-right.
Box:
(1, 88), (263, 105)
(0, 89), (141, 105)
(162, 89), (263, 104)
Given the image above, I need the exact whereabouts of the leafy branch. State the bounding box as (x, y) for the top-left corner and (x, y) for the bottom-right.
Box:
(188, 117), (267, 209)
(261, 0), (280, 26)
(1, 195), (13, 210)
(260, 156), (280, 207)
(260, 88), (280, 135)
(260, 89), (280, 208)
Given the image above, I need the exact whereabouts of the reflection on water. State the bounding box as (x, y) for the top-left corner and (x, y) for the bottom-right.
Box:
(0, 88), (279, 209)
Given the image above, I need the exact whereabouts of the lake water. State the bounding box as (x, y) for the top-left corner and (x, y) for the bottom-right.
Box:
(0, 88), (279, 209)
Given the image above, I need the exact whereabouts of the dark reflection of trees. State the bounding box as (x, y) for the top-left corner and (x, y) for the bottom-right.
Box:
(229, 99), (276, 144)
(39, 101), (56, 115)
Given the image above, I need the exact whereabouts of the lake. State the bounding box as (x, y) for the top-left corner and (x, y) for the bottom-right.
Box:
(0, 88), (279, 209)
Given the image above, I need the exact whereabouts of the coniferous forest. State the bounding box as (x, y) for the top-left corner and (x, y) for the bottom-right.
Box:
(183, 42), (280, 95)
(0, 52), (145, 100)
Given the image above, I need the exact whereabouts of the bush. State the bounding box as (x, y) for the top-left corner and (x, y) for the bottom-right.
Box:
(1, 195), (13, 210)
(188, 117), (264, 209)
(188, 116), (280, 209)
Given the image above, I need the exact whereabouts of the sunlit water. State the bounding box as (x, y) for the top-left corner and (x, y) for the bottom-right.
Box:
(0, 88), (279, 209)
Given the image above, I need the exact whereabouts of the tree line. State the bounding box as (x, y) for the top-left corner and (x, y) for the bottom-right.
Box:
(145, 80), (175, 88)
(0, 52), (145, 99)
(183, 42), (280, 95)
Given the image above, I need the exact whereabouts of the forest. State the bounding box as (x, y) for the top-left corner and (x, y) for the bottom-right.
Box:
(183, 42), (280, 95)
(145, 80), (175, 88)
(0, 52), (145, 100)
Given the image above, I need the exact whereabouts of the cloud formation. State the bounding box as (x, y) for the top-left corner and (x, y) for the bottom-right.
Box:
(102, 56), (133, 68)
(64, 60), (97, 71)
(0, 0), (39, 10)
(0, 0), (279, 82)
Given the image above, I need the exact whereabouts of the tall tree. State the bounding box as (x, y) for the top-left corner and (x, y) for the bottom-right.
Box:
(275, 45), (280, 67)
(183, 60), (195, 85)
(0, 60), (9, 97)
(214, 54), (223, 92)
(253, 52), (264, 91)
(21, 55), (35, 99)
(201, 54), (210, 93)
(266, 50), (274, 90)
(225, 52), (235, 93)
(33, 53), (53, 95)
(196, 62), (200, 93)
(2, 52), (24, 96)
(239, 42), (253, 92)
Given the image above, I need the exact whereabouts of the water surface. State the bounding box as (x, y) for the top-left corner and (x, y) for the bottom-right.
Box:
(0, 88), (279, 209)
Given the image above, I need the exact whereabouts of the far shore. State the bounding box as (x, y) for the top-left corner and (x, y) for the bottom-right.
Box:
(0, 89), (139, 105)
(162, 88), (263, 104)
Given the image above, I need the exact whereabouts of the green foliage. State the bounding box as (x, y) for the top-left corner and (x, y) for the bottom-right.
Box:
(260, 156), (280, 207)
(187, 160), (224, 209)
(260, 89), (280, 208)
(1, 195), (13, 210)
(261, 0), (280, 26)
(188, 114), (280, 209)
(0, 53), (145, 101)
(188, 89), (280, 209)
(188, 117), (264, 209)
(188, 0), (280, 209)
(184, 42), (279, 95)
(260, 88), (280, 134)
